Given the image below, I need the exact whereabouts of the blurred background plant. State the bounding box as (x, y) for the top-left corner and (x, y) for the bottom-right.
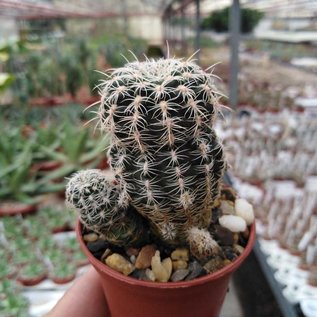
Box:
(201, 6), (263, 33)
(1, 34), (147, 105)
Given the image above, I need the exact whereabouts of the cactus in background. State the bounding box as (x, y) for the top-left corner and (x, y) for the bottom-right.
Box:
(65, 169), (147, 246)
(98, 57), (226, 244)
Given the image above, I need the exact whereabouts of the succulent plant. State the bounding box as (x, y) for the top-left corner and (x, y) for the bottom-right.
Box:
(66, 169), (148, 246)
(67, 57), (226, 256)
(18, 261), (46, 280)
(99, 58), (225, 241)
(187, 227), (220, 260)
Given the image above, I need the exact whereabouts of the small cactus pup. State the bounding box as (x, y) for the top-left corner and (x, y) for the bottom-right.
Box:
(65, 169), (148, 247)
(98, 56), (226, 250)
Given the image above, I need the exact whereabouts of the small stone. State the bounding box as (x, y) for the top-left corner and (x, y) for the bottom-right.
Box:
(171, 269), (190, 282)
(151, 251), (172, 282)
(130, 255), (136, 264)
(134, 268), (155, 281)
(204, 256), (226, 274)
(234, 244), (245, 255)
(215, 226), (235, 246)
(235, 198), (254, 225)
(220, 200), (235, 215)
(126, 247), (140, 257)
(105, 253), (135, 276)
(100, 248), (112, 262)
(83, 233), (99, 242)
(212, 198), (221, 208)
(135, 244), (156, 269)
(87, 240), (108, 258)
(239, 232), (248, 247)
(219, 215), (247, 233)
(172, 260), (188, 270)
(98, 233), (109, 241)
(223, 259), (232, 266)
(223, 248), (238, 261)
(145, 268), (155, 281)
(131, 269), (144, 280)
(171, 248), (189, 261)
(185, 261), (207, 281)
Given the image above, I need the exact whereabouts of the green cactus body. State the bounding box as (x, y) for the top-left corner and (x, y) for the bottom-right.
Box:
(99, 58), (226, 243)
(65, 169), (147, 246)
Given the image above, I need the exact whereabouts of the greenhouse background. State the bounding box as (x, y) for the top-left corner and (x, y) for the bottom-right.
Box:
(0, 0), (317, 316)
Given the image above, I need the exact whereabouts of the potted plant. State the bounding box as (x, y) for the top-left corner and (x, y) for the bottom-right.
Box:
(17, 261), (47, 286)
(37, 236), (57, 253)
(23, 215), (47, 241)
(49, 261), (77, 285)
(0, 130), (38, 216)
(0, 127), (65, 216)
(62, 236), (78, 253)
(0, 292), (29, 317)
(72, 249), (89, 267)
(46, 248), (68, 266)
(61, 236), (89, 266)
(0, 261), (17, 281)
(0, 278), (21, 298)
(0, 248), (11, 263)
(38, 122), (109, 186)
(66, 57), (256, 317)
(2, 216), (22, 239)
(13, 248), (37, 268)
(39, 206), (71, 233)
(31, 124), (62, 172)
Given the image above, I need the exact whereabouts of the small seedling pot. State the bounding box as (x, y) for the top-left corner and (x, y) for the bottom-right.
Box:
(17, 273), (47, 287)
(0, 203), (37, 217)
(76, 220), (256, 317)
(50, 273), (76, 285)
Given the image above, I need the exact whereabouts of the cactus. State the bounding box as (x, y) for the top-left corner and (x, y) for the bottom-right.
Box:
(187, 227), (220, 261)
(66, 56), (226, 258)
(65, 169), (148, 246)
(98, 57), (226, 244)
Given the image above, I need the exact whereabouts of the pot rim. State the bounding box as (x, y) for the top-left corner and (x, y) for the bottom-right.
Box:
(76, 219), (256, 289)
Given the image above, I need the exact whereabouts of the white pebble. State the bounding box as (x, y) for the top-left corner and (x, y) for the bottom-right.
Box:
(220, 200), (235, 215)
(151, 251), (172, 282)
(235, 198), (255, 225)
(145, 268), (155, 281)
(219, 215), (247, 233)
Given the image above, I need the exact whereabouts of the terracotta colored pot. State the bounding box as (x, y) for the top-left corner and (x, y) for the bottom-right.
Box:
(0, 203), (37, 217)
(17, 273), (47, 286)
(76, 220), (256, 317)
(32, 160), (61, 172)
(50, 274), (76, 285)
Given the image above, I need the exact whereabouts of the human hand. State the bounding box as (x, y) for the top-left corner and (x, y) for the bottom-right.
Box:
(46, 266), (110, 317)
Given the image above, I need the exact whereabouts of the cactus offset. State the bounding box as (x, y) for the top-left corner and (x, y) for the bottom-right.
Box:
(98, 57), (226, 244)
(65, 169), (147, 246)
(187, 227), (220, 260)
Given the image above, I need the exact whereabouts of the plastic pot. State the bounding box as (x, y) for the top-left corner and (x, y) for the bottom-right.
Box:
(50, 273), (76, 285)
(0, 203), (37, 217)
(17, 273), (47, 286)
(76, 220), (256, 317)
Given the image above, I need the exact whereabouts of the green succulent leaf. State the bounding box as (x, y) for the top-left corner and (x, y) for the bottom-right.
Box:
(0, 73), (15, 92)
